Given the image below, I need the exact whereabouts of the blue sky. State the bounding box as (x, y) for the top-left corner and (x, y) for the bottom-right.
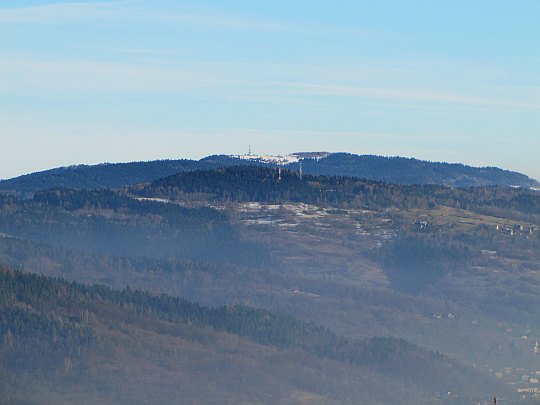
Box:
(1, 0), (539, 180)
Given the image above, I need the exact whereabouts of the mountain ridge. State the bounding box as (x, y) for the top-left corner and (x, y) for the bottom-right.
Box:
(1, 152), (537, 197)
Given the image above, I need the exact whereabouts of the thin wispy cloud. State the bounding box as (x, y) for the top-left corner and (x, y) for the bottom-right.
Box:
(0, 1), (132, 23)
(0, 1), (286, 31)
(1, 0), (539, 180)
(2, 53), (538, 113)
(0, 0), (388, 39)
(0, 56), (212, 93)
(272, 82), (540, 110)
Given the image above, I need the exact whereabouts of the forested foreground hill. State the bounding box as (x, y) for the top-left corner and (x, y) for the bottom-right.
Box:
(137, 166), (540, 222)
(1, 152), (537, 197)
(0, 266), (502, 404)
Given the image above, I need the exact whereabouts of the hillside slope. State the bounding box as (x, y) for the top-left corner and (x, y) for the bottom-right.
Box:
(1, 167), (538, 402)
(137, 166), (540, 223)
(0, 266), (501, 404)
(0, 160), (213, 198)
(298, 153), (538, 187)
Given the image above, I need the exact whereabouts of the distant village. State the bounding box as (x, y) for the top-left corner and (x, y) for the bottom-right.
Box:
(495, 223), (536, 237)
(495, 365), (540, 401)
(491, 327), (540, 402)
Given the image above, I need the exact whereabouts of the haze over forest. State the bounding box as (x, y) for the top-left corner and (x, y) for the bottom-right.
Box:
(2, 1), (540, 404)
(0, 152), (539, 403)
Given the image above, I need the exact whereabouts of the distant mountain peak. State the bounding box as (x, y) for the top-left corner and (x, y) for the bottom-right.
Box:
(1, 151), (537, 197)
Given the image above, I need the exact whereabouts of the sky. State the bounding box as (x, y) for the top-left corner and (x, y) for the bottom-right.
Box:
(1, 0), (539, 180)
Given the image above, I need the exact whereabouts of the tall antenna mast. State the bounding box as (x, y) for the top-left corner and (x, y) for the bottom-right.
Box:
(299, 159), (303, 180)
(248, 144), (252, 156)
(277, 155), (282, 182)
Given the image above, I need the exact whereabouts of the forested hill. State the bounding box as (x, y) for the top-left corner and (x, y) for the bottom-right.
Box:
(137, 166), (540, 223)
(1, 152), (537, 197)
(297, 153), (538, 187)
(0, 265), (502, 404)
(0, 189), (268, 266)
(0, 157), (265, 198)
(207, 153), (538, 188)
(0, 159), (217, 198)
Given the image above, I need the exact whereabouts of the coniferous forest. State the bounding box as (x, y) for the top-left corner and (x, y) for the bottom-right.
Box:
(0, 162), (539, 403)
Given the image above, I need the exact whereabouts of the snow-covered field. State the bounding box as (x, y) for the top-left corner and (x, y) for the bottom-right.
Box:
(233, 152), (329, 165)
